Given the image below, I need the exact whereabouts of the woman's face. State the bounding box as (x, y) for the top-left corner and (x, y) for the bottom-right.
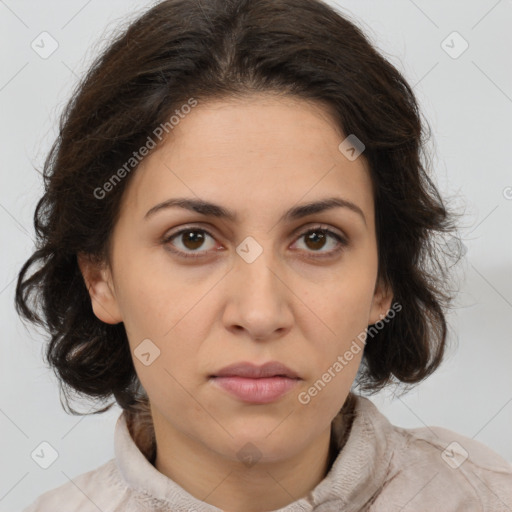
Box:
(80, 93), (392, 465)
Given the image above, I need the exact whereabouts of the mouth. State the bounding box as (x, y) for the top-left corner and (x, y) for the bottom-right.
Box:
(209, 361), (301, 404)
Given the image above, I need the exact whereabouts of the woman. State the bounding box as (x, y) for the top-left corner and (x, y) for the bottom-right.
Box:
(16, 0), (512, 510)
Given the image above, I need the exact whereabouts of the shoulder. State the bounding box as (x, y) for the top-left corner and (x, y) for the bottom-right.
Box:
(22, 459), (127, 512)
(366, 401), (512, 511)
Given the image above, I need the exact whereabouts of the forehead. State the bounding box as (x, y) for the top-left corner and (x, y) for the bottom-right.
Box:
(117, 94), (374, 226)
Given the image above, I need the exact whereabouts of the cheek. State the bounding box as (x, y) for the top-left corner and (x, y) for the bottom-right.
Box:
(311, 269), (376, 342)
(119, 280), (215, 393)
(299, 270), (374, 395)
(112, 251), (190, 341)
(330, 286), (374, 339)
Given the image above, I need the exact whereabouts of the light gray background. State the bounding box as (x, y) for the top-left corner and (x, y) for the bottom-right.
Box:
(1, 0), (511, 510)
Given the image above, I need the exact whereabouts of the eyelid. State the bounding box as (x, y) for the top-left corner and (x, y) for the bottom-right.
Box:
(289, 222), (346, 240)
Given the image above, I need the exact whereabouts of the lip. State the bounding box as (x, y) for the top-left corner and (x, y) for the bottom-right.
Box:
(209, 361), (301, 404)
(210, 376), (300, 404)
(210, 361), (300, 379)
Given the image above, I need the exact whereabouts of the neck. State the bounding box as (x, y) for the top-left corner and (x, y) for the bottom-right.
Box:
(153, 420), (332, 512)
(125, 394), (356, 512)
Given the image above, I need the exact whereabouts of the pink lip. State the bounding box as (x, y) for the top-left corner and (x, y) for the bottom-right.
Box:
(210, 361), (299, 379)
(209, 361), (301, 404)
(210, 376), (300, 404)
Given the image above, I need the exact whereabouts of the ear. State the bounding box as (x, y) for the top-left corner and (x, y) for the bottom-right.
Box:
(368, 276), (394, 325)
(77, 253), (123, 325)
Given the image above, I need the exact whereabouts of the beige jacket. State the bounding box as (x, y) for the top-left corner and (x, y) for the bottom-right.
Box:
(23, 395), (512, 511)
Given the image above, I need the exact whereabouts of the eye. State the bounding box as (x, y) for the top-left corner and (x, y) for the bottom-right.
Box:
(162, 227), (219, 259)
(162, 225), (348, 260)
(291, 226), (348, 258)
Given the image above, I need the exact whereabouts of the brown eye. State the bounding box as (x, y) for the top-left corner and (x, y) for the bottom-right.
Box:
(304, 230), (328, 251)
(163, 228), (217, 259)
(293, 226), (347, 257)
(163, 224), (347, 261)
(180, 230), (208, 250)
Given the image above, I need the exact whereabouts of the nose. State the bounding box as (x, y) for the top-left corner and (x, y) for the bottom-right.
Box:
(222, 243), (294, 342)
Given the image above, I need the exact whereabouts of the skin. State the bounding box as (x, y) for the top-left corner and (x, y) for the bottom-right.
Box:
(79, 93), (393, 512)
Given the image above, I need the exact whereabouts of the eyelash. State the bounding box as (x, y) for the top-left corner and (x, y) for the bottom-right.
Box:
(162, 225), (348, 260)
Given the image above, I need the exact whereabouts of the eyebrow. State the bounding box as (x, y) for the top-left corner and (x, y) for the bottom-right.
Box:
(144, 196), (366, 226)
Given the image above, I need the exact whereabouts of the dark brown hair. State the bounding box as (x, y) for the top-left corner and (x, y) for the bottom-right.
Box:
(15, 0), (462, 423)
